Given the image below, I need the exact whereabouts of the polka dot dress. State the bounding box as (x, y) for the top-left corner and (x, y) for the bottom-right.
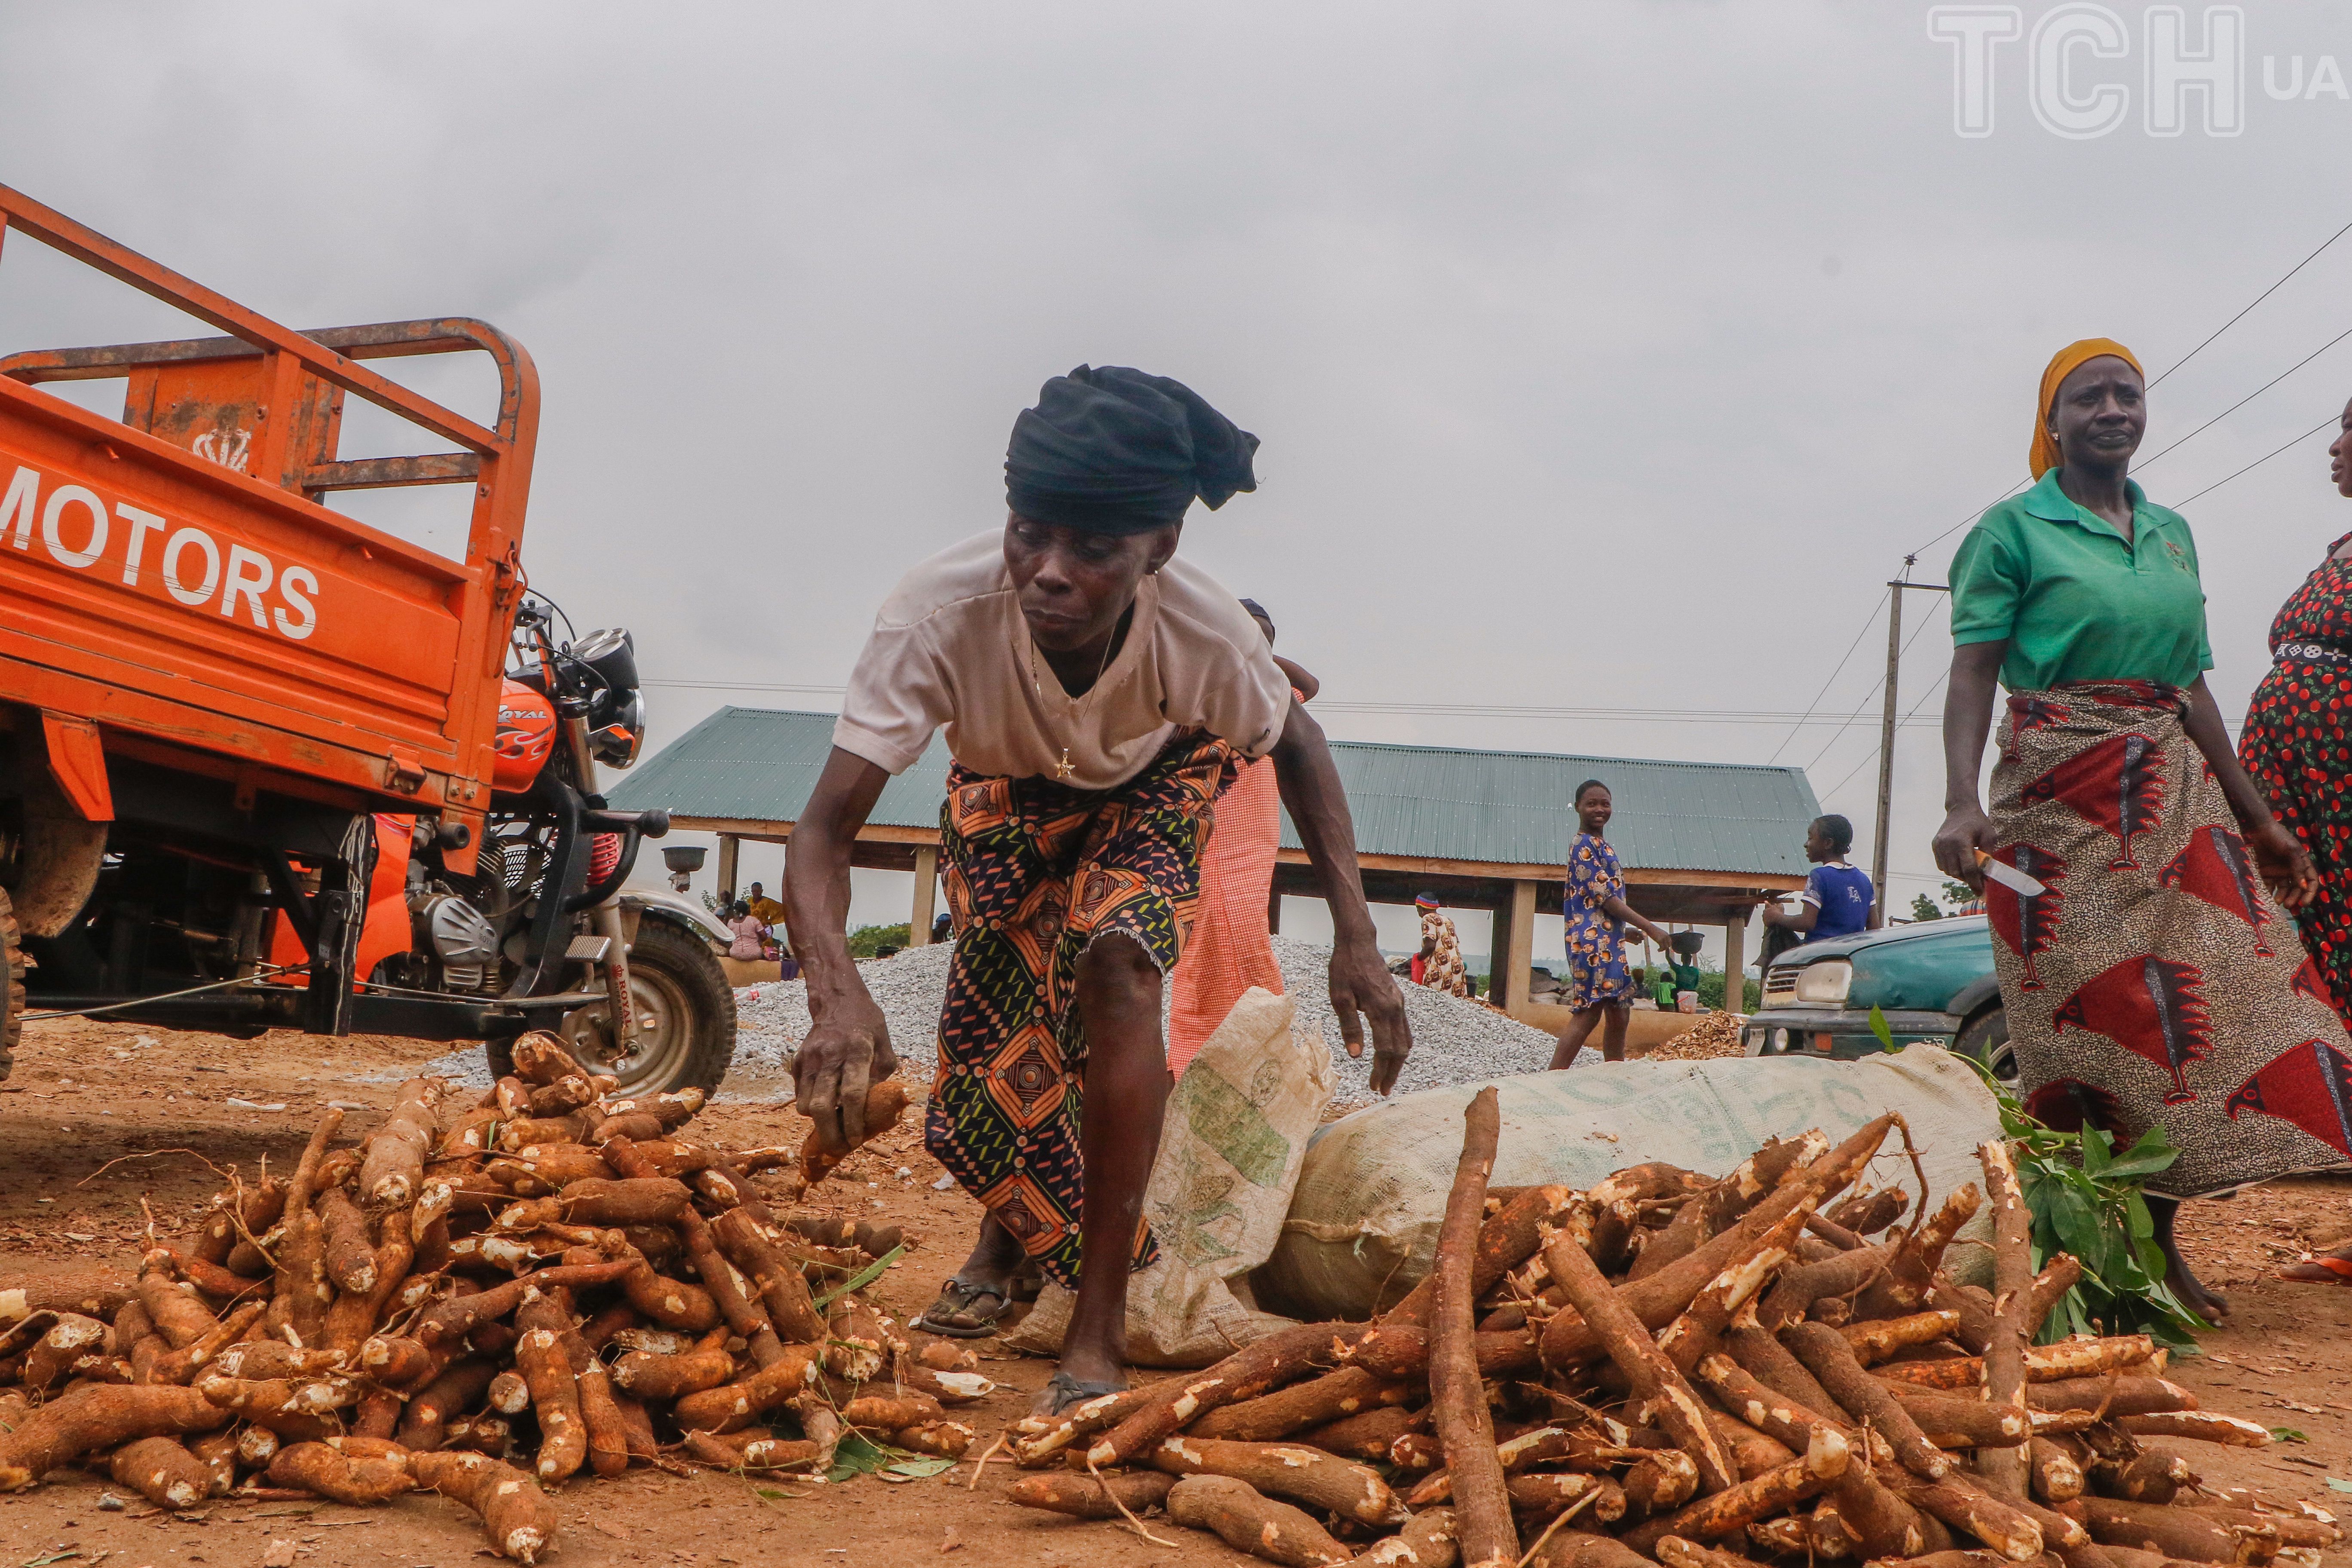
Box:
(2239, 530), (2352, 1023)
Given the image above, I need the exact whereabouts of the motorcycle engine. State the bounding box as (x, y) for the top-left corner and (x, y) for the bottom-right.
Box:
(410, 890), (500, 992)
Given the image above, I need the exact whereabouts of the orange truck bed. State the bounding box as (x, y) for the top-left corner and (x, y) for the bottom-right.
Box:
(0, 184), (537, 870)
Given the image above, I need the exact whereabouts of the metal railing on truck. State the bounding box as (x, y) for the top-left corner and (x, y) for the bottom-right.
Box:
(0, 184), (539, 876)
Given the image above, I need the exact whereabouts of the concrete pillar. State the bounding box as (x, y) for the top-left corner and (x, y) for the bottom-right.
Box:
(909, 843), (939, 945)
(1497, 879), (1538, 1011)
(715, 834), (740, 905)
(1723, 910), (1748, 1016)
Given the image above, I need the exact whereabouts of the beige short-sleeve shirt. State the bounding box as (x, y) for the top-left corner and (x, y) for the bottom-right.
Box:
(833, 531), (1290, 790)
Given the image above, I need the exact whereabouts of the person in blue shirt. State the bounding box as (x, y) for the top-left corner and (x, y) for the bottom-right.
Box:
(1761, 815), (1877, 943)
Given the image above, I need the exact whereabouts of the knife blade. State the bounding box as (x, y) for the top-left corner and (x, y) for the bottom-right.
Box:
(1975, 848), (2046, 898)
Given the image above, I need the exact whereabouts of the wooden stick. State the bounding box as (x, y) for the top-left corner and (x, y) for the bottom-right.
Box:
(1431, 1087), (1517, 1568)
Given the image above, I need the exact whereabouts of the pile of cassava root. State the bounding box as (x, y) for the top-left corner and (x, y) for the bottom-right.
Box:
(1001, 1091), (2337, 1568)
(0, 1032), (986, 1562)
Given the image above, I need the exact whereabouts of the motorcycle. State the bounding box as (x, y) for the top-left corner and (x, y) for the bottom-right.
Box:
(358, 594), (738, 1094)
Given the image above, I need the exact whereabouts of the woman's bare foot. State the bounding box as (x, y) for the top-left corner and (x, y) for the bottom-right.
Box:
(2151, 1198), (2228, 1323)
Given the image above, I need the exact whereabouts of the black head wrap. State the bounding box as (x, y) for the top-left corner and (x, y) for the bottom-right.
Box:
(1005, 364), (1259, 535)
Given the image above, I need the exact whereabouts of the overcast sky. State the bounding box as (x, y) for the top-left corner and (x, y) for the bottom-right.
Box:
(6, 2), (2352, 962)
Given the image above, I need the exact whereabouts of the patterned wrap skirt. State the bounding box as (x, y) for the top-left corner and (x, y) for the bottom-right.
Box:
(927, 729), (1239, 1291)
(1988, 681), (2352, 1198)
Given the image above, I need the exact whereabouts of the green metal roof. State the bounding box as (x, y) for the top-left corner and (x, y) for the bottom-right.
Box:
(609, 707), (1822, 876)
(1288, 741), (1821, 876)
(607, 706), (954, 830)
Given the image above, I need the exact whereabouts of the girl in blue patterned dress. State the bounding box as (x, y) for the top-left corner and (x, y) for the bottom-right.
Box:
(1551, 780), (1675, 1069)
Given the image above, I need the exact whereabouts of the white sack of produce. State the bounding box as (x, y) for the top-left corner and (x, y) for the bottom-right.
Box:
(1257, 1044), (2000, 1323)
(1007, 986), (1331, 1367)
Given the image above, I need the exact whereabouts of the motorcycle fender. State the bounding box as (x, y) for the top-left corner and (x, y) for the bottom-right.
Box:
(6, 715), (108, 938)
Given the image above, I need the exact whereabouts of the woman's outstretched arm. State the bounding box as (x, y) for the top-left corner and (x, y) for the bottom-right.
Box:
(1932, 642), (2007, 891)
(2184, 676), (2318, 908)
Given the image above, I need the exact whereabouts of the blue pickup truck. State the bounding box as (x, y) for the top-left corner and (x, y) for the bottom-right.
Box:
(1742, 915), (2015, 1085)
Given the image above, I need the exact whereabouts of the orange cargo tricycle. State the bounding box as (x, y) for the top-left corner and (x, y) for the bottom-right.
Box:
(0, 187), (735, 1093)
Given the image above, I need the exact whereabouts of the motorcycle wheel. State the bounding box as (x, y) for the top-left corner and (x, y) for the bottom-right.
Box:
(494, 919), (737, 1097)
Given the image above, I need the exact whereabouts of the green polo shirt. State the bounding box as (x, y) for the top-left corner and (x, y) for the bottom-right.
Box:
(1949, 469), (2214, 694)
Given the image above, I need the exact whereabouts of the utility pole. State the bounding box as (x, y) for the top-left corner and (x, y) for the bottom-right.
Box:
(1871, 563), (1951, 922)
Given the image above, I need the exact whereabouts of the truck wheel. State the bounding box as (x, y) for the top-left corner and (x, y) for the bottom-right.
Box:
(0, 887), (21, 1083)
(501, 919), (737, 1098)
(1953, 1005), (2018, 1087)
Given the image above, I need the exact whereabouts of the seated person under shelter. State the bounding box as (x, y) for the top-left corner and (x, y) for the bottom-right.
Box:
(1760, 814), (1877, 944)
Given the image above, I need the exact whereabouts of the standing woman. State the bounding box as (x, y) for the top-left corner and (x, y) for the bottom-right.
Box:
(1551, 779), (1675, 1068)
(785, 367), (1409, 1408)
(2236, 392), (2352, 1284)
(1163, 599), (1318, 1079)
(1934, 340), (2346, 1321)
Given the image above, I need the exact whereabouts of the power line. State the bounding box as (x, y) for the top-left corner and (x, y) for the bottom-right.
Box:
(1819, 660), (1952, 806)
(638, 679), (1947, 729)
(2138, 326), (2352, 470)
(1897, 218), (2352, 562)
(1800, 599), (1946, 774)
(1903, 479), (2030, 564)
(2148, 216), (2352, 389)
(2173, 412), (2343, 508)
(1766, 588), (1888, 764)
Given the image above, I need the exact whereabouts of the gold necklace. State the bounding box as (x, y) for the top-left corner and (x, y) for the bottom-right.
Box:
(1029, 627), (1118, 781)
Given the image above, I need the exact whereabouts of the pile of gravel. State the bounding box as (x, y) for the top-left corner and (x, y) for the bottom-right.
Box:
(726, 933), (1590, 1104)
(733, 942), (954, 1089)
(1268, 934), (1596, 1102)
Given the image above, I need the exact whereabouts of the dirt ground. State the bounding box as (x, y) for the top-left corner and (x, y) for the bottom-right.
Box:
(3, 1015), (2351, 1567)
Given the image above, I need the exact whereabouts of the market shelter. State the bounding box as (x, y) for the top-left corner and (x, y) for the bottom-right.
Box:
(611, 707), (1821, 1009)
(1266, 741), (1819, 1014)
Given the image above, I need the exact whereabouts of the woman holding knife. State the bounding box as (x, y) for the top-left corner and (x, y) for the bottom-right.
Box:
(1933, 340), (2345, 1322)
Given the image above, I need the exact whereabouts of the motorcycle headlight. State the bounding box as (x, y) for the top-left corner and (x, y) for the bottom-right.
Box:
(591, 689), (645, 767)
(573, 627), (639, 692)
(1793, 960), (1853, 1006)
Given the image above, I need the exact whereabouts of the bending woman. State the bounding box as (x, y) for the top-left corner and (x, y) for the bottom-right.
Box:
(785, 367), (1409, 1409)
(1552, 779), (1674, 1068)
(1933, 340), (2344, 1322)
(2237, 391), (2352, 1284)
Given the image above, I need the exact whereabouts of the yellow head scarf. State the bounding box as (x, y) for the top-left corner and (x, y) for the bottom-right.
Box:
(2030, 338), (2144, 479)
